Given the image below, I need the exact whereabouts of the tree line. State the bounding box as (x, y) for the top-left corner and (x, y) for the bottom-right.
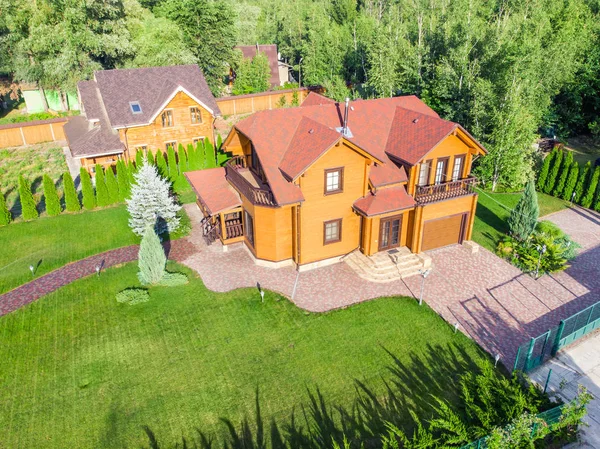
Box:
(1, 0), (599, 191)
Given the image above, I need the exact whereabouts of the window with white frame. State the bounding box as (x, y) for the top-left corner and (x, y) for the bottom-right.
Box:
(418, 161), (431, 186)
(161, 110), (174, 127)
(324, 168), (343, 194)
(452, 156), (464, 181)
(190, 107), (202, 124)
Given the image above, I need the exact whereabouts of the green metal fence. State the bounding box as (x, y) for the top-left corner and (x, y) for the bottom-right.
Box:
(458, 404), (564, 449)
(513, 300), (600, 373)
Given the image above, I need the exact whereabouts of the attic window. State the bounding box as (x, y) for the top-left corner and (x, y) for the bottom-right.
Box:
(130, 102), (142, 114)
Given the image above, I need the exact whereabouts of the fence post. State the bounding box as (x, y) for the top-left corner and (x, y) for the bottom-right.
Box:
(525, 337), (536, 371)
(513, 345), (522, 372)
(585, 303), (595, 326)
(552, 321), (565, 355)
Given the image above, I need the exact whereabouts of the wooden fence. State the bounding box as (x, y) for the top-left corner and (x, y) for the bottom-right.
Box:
(216, 88), (313, 116)
(0, 117), (68, 148)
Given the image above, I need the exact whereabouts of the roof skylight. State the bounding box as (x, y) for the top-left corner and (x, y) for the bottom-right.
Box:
(130, 101), (142, 114)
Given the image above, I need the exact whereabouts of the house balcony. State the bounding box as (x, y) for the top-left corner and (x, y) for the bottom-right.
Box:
(414, 177), (477, 205)
(224, 156), (277, 207)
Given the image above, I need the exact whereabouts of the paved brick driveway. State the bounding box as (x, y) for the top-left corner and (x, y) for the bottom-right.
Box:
(181, 204), (600, 368)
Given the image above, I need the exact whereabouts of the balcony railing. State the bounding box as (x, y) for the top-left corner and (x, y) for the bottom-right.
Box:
(224, 222), (244, 239)
(415, 177), (477, 204)
(225, 156), (277, 207)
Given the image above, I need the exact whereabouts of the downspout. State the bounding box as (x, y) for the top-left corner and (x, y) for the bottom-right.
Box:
(296, 203), (301, 267)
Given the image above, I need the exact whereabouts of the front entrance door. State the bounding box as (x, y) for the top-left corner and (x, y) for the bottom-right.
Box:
(379, 215), (402, 251)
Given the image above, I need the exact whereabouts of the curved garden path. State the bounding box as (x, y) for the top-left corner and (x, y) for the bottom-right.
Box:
(0, 239), (196, 316)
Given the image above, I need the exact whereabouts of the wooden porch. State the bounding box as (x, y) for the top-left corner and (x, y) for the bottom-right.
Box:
(200, 206), (245, 246)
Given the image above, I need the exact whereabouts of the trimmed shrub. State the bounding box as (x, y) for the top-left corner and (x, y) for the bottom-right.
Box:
(155, 150), (168, 178)
(581, 166), (600, 209)
(135, 149), (144, 169)
(105, 167), (119, 204)
(0, 189), (11, 225)
(147, 151), (155, 166)
(186, 144), (196, 170)
(63, 171), (81, 212)
(574, 161), (591, 204)
(95, 164), (109, 207)
(116, 160), (131, 201)
(552, 150), (573, 197)
(127, 161), (136, 185)
(544, 149), (563, 194)
(178, 144), (188, 173)
(216, 134), (223, 150)
(80, 167), (96, 210)
(196, 140), (206, 169)
(158, 271), (189, 286)
(217, 147), (231, 166)
(507, 180), (539, 241)
(167, 145), (178, 181)
(537, 149), (554, 191)
(116, 288), (150, 305)
(18, 175), (38, 220)
(561, 161), (579, 201)
(137, 225), (167, 285)
(43, 174), (61, 216)
(204, 139), (216, 168)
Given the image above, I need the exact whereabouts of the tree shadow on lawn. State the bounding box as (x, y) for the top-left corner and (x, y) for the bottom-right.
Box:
(475, 201), (509, 236)
(139, 342), (489, 449)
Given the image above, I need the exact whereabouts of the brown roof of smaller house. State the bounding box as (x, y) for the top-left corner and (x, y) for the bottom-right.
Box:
(90, 65), (220, 128)
(185, 168), (242, 216)
(63, 116), (125, 157)
(77, 80), (103, 121)
(301, 92), (335, 107)
(353, 186), (416, 217)
(235, 44), (280, 87)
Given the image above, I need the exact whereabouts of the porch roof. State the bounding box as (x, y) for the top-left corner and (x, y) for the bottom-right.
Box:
(353, 186), (416, 217)
(185, 168), (241, 216)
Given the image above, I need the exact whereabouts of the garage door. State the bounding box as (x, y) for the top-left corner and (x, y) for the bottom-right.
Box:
(421, 213), (467, 251)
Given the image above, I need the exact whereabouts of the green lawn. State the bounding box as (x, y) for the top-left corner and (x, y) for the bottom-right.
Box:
(0, 263), (492, 449)
(472, 188), (569, 251)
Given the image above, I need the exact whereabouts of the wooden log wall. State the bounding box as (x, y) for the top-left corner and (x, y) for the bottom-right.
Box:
(0, 117), (68, 148)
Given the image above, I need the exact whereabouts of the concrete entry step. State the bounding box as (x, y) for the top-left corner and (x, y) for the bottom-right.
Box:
(344, 247), (426, 283)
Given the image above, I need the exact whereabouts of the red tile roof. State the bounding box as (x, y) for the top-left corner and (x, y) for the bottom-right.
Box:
(230, 95), (486, 206)
(369, 153), (408, 188)
(279, 117), (341, 180)
(301, 92), (335, 107)
(353, 186), (416, 217)
(185, 168), (241, 215)
(235, 45), (280, 87)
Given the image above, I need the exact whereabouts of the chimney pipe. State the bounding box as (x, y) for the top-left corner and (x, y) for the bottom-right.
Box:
(342, 97), (350, 136)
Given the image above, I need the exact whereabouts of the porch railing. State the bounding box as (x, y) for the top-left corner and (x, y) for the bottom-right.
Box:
(201, 217), (221, 246)
(225, 156), (277, 207)
(224, 222), (244, 239)
(415, 177), (477, 204)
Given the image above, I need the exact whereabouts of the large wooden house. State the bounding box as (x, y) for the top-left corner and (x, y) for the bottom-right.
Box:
(186, 93), (486, 270)
(64, 65), (220, 173)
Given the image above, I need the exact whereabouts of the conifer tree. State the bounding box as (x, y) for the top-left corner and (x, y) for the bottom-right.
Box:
(0, 189), (11, 225)
(135, 149), (144, 169)
(178, 144), (188, 174)
(137, 224), (167, 285)
(126, 161), (181, 236)
(116, 160), (131, 202)
(574, 161), (591, 204)
(544, 149), (563, 194)
(217, 134), (223, 150)
(156, 150), (168, 178)
(561, 162), (579, 201)
(204, 139), (216, 168)
(592, 179), (600, 212)
(507, 180), (539, 241)
(63, 171), (80, 212)
(105, 167), (119, 204)
(95, 164), (109, 207)
(167, 145), (178, 180)
(80, 167), (96, 210)
(18, 175), (38, 220)
(581, 166), (600, 208)
(127, 161), (136, 185)
(537, 149), (554, 191)
(197, 140), (206, 169)
(187, 144), (197, 170)
(552, 151), (573, 197)
(147, 151), (155, 166)
(43, 174), (61, 216)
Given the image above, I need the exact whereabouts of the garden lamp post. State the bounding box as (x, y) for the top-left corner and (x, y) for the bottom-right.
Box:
(535, 244), (547, 279)
(260, 290), (265, 303)
(418, 268), (431, 305)
(96, 265), (101, 277)
(29, 265), (35, 277)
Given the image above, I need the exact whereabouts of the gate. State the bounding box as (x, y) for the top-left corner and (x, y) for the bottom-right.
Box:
(513, 327), (559, 373)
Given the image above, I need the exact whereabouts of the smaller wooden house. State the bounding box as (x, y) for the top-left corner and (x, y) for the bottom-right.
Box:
(187, 93), (487, 270)
(64, 65), (220, 173)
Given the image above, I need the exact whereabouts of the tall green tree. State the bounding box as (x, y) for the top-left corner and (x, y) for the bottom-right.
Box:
(167, 146), (178, 181)
(62, 171), (80, 212)
(42, 174), (61, 216)
(231, 50), (271, 95)
(574, 161), (592, 204)
(204, 139), (216, 168)
(147, 151), (155, 166)
(537, 151), (554, 192)
(116, 160), (131, 202)
(137, 225), (167, 285)
(135, 150), (144, 169)
(0, 189), (12, 226)
(156, 150), (168, 178)
(80, 168), (96, 210)
(18, 175), (38, 220)
(581, 166), (600, 208)
(94, 164), (109, 207)
(561, 162), (579, 201)
(544, 149), (563, 194)
(105, 167), (119, 204)
(552, 150), (573, 197)
(177, 144), (188, 174)
(507, 180), (539, 241)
